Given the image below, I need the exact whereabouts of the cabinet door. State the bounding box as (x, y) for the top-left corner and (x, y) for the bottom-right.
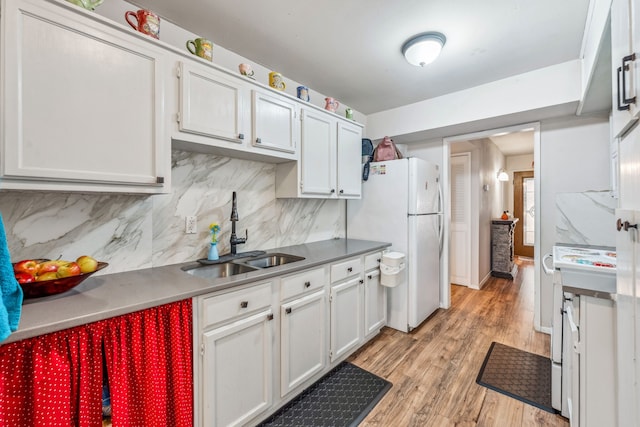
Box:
(611, 0), (640, 137)
(336, 121), (362, 198)
(178, 61), (246, 144)
(252, 89), (297, 154)
(619, 127), (640, 210)
(364, 270), (386, 337)
(280, 290), (326, 396)
(2, 0), (167, 191)
(615, 208), (640, 427)
(202, 310), (273, 427)
(300, 109), (336, 196)
(330, 276), (363, 362)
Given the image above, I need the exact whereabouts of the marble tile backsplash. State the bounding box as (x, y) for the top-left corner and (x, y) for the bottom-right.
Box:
(0, 150), (345, 274)
(555, 190), (617, 247)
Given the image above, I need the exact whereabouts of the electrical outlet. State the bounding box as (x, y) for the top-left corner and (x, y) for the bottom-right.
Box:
(185, 216), (197, 234)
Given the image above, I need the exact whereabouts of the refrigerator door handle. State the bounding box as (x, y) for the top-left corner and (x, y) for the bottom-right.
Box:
(437, 182), (443, 214)
(438, 214), (444, 255)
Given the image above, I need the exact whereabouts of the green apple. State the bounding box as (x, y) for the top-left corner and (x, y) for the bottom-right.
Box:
(57, 262), (81, 278)
(76, 255), (98, 274)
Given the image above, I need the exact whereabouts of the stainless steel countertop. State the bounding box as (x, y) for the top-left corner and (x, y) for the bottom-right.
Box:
(5, 238), (390, 344)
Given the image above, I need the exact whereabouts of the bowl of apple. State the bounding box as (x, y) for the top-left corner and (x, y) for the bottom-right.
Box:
(13, 256), (108, 299)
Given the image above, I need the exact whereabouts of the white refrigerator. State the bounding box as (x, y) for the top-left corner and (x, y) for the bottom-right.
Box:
(347, 157), (442, 332)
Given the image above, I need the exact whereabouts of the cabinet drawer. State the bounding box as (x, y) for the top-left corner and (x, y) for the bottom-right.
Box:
(364, 252), (382, 271)
(331, 257), (362, 283)
(281, 267), (326, 301)
(201, 282), (272, 327)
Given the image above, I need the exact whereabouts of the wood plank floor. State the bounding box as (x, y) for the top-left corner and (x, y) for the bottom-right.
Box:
(348, 258), (569, 427)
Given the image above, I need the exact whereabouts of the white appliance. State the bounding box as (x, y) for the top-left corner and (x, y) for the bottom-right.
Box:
(347, 158), (442, 332)
(542, 245), (616, 419)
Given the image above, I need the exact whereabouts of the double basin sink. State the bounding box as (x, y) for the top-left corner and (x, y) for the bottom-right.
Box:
(182, 253), (305, 280)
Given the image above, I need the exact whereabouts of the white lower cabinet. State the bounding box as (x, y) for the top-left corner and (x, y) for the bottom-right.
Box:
(329, 257), (364, 363)
(280, 289), (326, 396)
(364, 252), (385, 338)
(330, 276), (363, 362)
(195, 282), (274, 427)
(194, 251), (385, 426)
(364, 269), (386, 338)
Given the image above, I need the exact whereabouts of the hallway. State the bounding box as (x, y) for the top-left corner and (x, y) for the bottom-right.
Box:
(348, 259), (568, 426)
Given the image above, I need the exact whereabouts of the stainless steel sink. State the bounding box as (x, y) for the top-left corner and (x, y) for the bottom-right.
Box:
(242, 253), (305, 269)
(182, 262), (259, 279)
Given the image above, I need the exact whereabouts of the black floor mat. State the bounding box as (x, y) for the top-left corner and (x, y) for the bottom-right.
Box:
(258, 362), (392, 427)
(476, 342), (556, 413)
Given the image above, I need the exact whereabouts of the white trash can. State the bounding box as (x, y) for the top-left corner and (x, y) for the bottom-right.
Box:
(380, 251), (406, 287)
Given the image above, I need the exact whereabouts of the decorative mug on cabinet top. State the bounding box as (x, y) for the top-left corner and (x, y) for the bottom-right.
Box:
(269, 72), (286, 91)
(297, 86), (310, 102)
(324, 97), (339, 112)
(239, 63), (255, 78)
(125, 9), (160, 39)
(186, 38), (213, 61)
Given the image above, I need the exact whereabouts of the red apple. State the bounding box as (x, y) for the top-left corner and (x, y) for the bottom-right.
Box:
(76, 255), (98, 274)
(13, 259), (38, 275)
(57, 262), (81, 278)
(14, 272), (35, 284)
(36, 272), (58, 281)
(36, 261), (61, 275)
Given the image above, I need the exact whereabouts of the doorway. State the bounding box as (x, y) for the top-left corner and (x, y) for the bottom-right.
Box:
(442, 122), (541, 331)
(513, 171), (534, 258)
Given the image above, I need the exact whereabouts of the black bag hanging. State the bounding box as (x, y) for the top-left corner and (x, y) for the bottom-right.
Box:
(361, 138), (374, 181)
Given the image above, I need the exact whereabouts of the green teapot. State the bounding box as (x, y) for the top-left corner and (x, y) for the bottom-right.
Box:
(66, 0), (103, 10)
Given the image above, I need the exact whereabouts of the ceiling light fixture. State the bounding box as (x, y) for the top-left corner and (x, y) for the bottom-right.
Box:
(497, 169), (509, 182)
(402, 32), (446, 67)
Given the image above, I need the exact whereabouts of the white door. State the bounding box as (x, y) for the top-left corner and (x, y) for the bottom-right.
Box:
(450, 153), (471, 286)
(330, 277), (363, 362)
(300, 109), (335, 196)
(178, 61), (246, 143)
(615, 208), (640, 427)
(252, 89), (297, 154)
(202, 310), (273, 427)
(408, 214), (441, 328)
(409, 158), (440, 214)
(336, 121), (362, 198)
(364, 269), (386, 337)
(280, 290), (326, 397)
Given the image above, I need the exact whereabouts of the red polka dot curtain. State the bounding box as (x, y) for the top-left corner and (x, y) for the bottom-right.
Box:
(0, 299), (193, 426)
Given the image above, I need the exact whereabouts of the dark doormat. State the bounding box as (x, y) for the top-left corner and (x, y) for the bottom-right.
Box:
(257, 362), (392, 427)
(476, 342), (556, 414)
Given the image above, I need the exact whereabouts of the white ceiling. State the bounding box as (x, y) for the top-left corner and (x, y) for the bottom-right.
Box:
(489, 130), (535, 156)
(128, 0), (596, 115)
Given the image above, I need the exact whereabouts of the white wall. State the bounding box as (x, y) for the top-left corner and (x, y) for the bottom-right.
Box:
(538, 114), (611, 328)
(366, 60), (582, 141)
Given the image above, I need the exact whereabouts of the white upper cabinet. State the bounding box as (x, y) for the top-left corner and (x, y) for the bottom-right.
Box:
(336, 121), (363, 198)
(177, 61), (247, 144)
(1, 0), (169, 193)
(611, 0), (640, 138)
(171, 61), (297, 162)
(300, 109), (336, 197)
(275, 108), (363, 199)
(251, 89), (298, 158)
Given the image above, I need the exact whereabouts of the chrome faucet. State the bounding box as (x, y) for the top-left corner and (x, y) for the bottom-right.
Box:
(229, 191), (247, 255)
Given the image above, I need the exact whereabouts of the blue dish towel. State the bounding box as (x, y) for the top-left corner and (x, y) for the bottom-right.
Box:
(0, 213), (22, 342)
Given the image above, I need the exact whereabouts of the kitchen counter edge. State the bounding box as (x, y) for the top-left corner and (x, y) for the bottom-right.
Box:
(3, 238), (390, 345)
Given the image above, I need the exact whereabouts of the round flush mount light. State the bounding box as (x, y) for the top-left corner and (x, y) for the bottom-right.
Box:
(402, 32), (446, 67)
